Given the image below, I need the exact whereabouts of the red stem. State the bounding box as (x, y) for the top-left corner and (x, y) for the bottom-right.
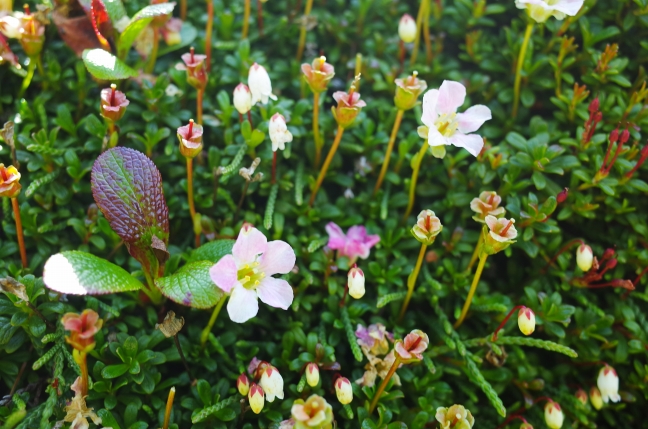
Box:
(542, 238), (584, 273)
(257, 0), (264, 36)
(247, 111), (253, 127)
(492, 305), (525, 341)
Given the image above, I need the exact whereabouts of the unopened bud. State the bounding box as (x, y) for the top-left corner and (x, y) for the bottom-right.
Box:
(398, 14), (417, 43)
(544, 401), (564, 429)
(237, 374), (250, 396)
(556, 188), (568, 204)
(575, 388), (588, 405)
(576, 244), (593, 272)
(334, 377), (353, 405)
(589, 387), (603, 410)
(609, 129), (619, 143)
(588, 97), (599, 114)
(233, 83), (253, 115)
(305, 363), (319, 387)
(248, 383), (265, 414)
(520, 423), (534, 429)
(620, 129), (630, 144)
(597, 365), (621, 403)
(606, 258), (618, 270)
(347, 266), (365, 299)
(517, 307), (535, 336)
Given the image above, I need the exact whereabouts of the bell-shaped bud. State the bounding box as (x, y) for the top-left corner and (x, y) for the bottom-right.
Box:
(394, 329), (429, 362)
(233, 83), (253, 115)
(435, 404), (475, 429)
(575, 388), (588, 405)
(100, 84), (130, 122)
(248, 383), (265, 414)
(597, 365), (620, 403)
(249, 63), (277, 105)
(177, 47), (208, 90)
(258, 364), (284, 402)
(398, 14), (417, 43)
(576, 244), (593, 272)
(470, 191), (506, 222)
(177, 119), (204, 159)
(334, 377), (353, 405)
(394, 71), (427, 111)
(332, 75), (366, 129)
(305, 363), (319, 387)
(237, 374), (250, 396)
(589, 387), (603, 410)
(348, 265), (365, 299)
(411, 209), (442, 245)
(482, 216), (517, 255)
(0, 164), (22, 198)
(301, 56), (335, 94)
(517, 307), (535, 336)
(269, 113), (293, 152)
(544, 401), (564, 429)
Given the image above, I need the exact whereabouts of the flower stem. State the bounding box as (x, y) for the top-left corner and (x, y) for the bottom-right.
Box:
(235, 180), (251, 223)
(74, 350), (89, 396)
(398, 243), (427, 323)
(11, 198), (27, 269)
(173, 335), (193, 380)
(242, 0), (251, 39)
(491, 305), (525, 341)
(466, 226), (485, 273)
(397, 40), (405, 75)
(163, 387), (176, 429)
(271, 151), (277, 184)
(454, 253), (488, 328)
(512, 22), (534, 118)
(186, 158), (196, 220)
(296, 0), (314, 61)
(200, 295), (226, 347)
(206, 0), (213, 71)
(197, 89), (204, 125)
(422, 1), (433, 63)
(409, 0), (428, 65)
(146, 30), (159, 74)
(374, 109), (404, 195)
(403, 141), (428, 221)
(19, 59), (36, 98)
(309, 126), (344, 207)
(180, 0), (186, 20)
(313, 92), (322, 167)
(257, 0), (264, 36)
(368, 355), (401, 415)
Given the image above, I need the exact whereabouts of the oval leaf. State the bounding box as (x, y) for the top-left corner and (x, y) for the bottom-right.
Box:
(43, 251), (144, 295)
(188, 240), (235, 263)
(156, 261), (223, 309)
(117, 3), (175, 58)
(82, 49), (137, 80)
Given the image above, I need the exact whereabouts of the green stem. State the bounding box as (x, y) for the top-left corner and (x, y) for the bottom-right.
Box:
(374, 109), (404, 195)
(398, 243), (427, 323)
(201, 295), (227, 347)
(309, 126), (344, 207)
(19, 60), (36, 98)
(403, 141), (428, 221)
(454, 253), (488, 328)
(296, 0), (314, 61)
(512, 22), (534, 118)
(466, 226), (485, 273)
(313, 92), (321, 167)
(242, 0), (251, 39)
(146, 30), (159, 74)
(368, 355), (401, 415)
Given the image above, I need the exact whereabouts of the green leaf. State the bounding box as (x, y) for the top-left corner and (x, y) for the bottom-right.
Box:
(376, 291), (407, 308)
(43, 251), (144, 295)
(156, 261), (224, 309)
(192, 396), (238, 424)
(102, 363), (131, 379)
(117, 3), (175, 58)
(104, 0), (128, 24)
(188, 240), (235, 263)
(82, 49), (137, 80)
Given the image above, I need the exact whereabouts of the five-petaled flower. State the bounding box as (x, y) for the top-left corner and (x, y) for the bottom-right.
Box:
(61, 309), (103, 353)
(325, 222), (380, 263)
(249, 63), (277, 105)
(482, 215), (517, 255)
(301, 56), (335, 94)
(210, 224), (296, 323)
(269, 113), (293, 152)
(394, 329), (429, 362)
(470, 191), (505, 221)
(100, 84), (130, 123)
(411, 209), (443, 245)
(515, 0), (584, 23)
(332, 75), (366, 129)
(177, 119), (203, 159)
(435, 404), (475, 429)
(419, 80), (492, 157)
(0, 164), (21, 198)
(291, 394), (334, 429)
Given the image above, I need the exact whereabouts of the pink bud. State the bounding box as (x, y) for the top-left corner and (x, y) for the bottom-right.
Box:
(556, 188), (568, 204)
(588, 97), (600, 113)
(609, 129), (619, 143)
(620, 129), (630, 144)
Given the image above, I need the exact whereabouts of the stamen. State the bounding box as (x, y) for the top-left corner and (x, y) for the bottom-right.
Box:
(187, 119), (194, 138)
(500, 219), (515, 236)
(23, 4), (30, 15)
(190, 46), (195, 63)
(408, 70), (418, 85)
(318, 56), (326, 71)
(110, 84), (116, 105)
(488, 192), (495, 205)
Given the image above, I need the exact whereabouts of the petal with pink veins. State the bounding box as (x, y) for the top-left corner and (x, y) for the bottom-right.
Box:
(258, 240), (296, 276)
(457, 105), (492, 134)
(257, 277), (294, 310)
(232, 226), (268, 265)
(325, 222), (347, 250)
(436, 80), (466, 115)
(447, 133), (484, 157)
(227, 285), (259, 323)
(210, 254), (239, 293)
(485, 215), (498, 231)
(421, 89), (439, 128)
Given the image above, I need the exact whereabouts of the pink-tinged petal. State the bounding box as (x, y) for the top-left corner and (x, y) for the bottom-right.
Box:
(232, 226), (268, 264)
(394, 342), (412, 359)
(447, 133), (484, 157)
(258, 240), (296, 276)
(436, 80), (466, 115)
(346, 225), (367, 242)
(553, 0), (584, 15)
(485, 215), (498, 231)
(421, 89), (439, 128)
(210, 254), (239, 293)
(301, 63), (312, 78)
(227, 285), (259, 323)
(325, 222), (347, 250)
(364, 233), (381, 249)
(62, 315), (82, 332)
(257, 277), (294, 310)
(427, 124), (448, 147)
(355, 99), (367, 108)
(457, 105), (492, 134)
(292, 404), (309, 421)
(332, 91), (347, 104)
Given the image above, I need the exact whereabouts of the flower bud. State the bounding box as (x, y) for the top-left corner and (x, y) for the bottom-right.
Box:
(177, 119), (204, 159)
(556, 187), (569, 204)
(249, 63), (277, 105)
(332, 75), (365, 129)
(394, 71), (427, 111)
(258, 364), (284, 402)
(435, 404), (475, 429)
(398, 14), (417, 43)
(575, 388), (588, 405)
(100, 84), (130, 122)
(394, 329), (429, 362)
(519, 424), (533, 429)
(237, 374), (250, 396)
(576, 244), (593, 272)
(334, 377), (353, 405)
(177, 47), (207, 91)
(517, 307), (535, 336)
(482, 216), (517, 255)
(411, 209), (442, 245)
(544, 401), (564, 429)
(589, 387), (603, 410)
(18, 11), (44, 58)
(305, 363), (319, 387)
(588, 97), (600, 114)
(248, 383), (265, 414)
(233, 83), (253, 115)
(0, 164), (22, 198)
(301, 56), (335, 94)
(269, 113), (293, 152)
(597, 365), (620, 403)
(347, 266), (365, 299)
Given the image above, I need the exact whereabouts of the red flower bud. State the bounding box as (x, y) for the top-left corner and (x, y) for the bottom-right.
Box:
(556, 188), (568, 204)
(588, 97), (599, 114)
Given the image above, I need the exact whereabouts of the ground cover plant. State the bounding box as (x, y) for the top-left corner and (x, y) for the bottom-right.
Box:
(0, 0), (647, 428)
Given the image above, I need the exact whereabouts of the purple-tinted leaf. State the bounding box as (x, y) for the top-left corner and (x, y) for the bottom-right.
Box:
(91, 147), (169, 277)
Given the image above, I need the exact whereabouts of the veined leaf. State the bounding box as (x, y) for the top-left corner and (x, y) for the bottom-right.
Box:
(43, 251), (144, 295)
(82, 49), (137, 80)
(91, 147), (169, 277)
(117, 3), (175, 58)
(156, 261), (223, 309)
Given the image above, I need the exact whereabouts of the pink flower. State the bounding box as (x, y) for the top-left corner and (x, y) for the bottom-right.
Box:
(61, 309), (103, 352)
(325, 222), (380, 262)
(419, 80), (491, 157)
(209, 225), (296, 323)
(356, 323), (393, 355)
(100, 84), (130, 122)
(394, 329), (429, 361)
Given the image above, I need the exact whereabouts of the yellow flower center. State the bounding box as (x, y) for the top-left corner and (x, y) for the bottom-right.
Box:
(435, 112), (459, 137)
(237, 261), (265, 290)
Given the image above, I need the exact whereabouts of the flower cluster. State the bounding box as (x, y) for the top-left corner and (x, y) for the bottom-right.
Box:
(355, 323), (398, 387)
(237, 359), (285, 414)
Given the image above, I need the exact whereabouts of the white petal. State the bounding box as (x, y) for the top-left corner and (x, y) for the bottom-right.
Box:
(436, 80), (466, 115)
(421, 90), (439, 128)
(232, 226), (268, 265)
(427, 125), (448, 147)
(257, 277), (294, 310)
(227, 285), (259, 323)
(457, 105), (492, 134)
(553, 0), (584, 16)
(258, 240), (296, 276)
(447, 133), (484, 157)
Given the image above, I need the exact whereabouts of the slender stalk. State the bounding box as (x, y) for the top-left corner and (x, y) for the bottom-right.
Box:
(454, 254), (488, 328)
(19, 60), (36, 98)
(512, 22), (534, 118)
(309, 126), (344, 207)
(163, 387), (176, 429)
(173, 335), (193, 379)
(180, 0), (186, 20)
(313, 92), (322, 167)
(186, 158), (196, 220)
(35, 56), (45, 77)
(422, 1), (433, 63)
(197, 90), (204, 125)
(354, 54), (362, 91)
(491, 305), (525, 341)
(374, 109), (404, 195)
(257, 0), (264, 36)
(74, 350), (89, 396)
(206, 0), (213, 71)
(403, 141), (428, 221)
(398, 243), (427, 323)
(397, 40), (405, 76)
(409, 0), (428, 65)
(271, 151), (277, 184)
(146, 30), (160, 74)
(368, 355), (402, 415)
(235, 181), (251, 223)
(242, 0), (251, 39)
(200, 295), (227, 347)
(247, 111), (253, 127)
(296, 0), (314, 61)
(466, 226), (485, 273)
(11, 198), (27, 268)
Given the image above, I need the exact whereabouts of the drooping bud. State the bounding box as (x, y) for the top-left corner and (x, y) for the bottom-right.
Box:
(176, 47), (208, 90)
(237, 374), (250, 396)
(248, 383), (265, 414)
(556, 187), (569, 204)
(589, 387), (603, 410)
(517, 307), (535, 336)
(394, 329), (429, 362)
(575, 388), (588, 405)
(301, 56), (335, 94)
(233, 83), (253, 115)
(258, 364), (284, 402)
(347, 265), (365, 299)
(470, 191), (505, 222)
(398, 14), (417, 43)
(597, 365), (620, 403)
(248, 63), (277, 105)
(544, 401), (564, 429)
(0, 164), (22, 198)
(334, 377), (353, 405)
(482, 216), (517, 255)
(100, 84), (130, 122)
(435, 404), (475, 429)
(332, 75), (366, 129)
(305, 363), (319, 387)
(269, 113), (293, 152)
(576, 244), (593, 272)
(177, 119), (204, 159)
(411, 209), (443, 245)
(394, 71), (427, 111)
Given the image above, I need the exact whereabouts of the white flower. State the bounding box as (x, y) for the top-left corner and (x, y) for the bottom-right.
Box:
(259, 365), (284, 402)
(268, 113), (293, 152)
(398, 14), (417, 43)
(248, 62), (277, 105)
(517, 307), (535, 336)
(544, 401), (564, 429)
(515, 0), (584, 23)
(420, 80), (492, 157)
(233, 83), (253, 115)
(334, 377), (353, 405)
(348, 266), (365, 299)
(0, 14), (23, 39)
(597, 365), (621, 403)
(576, 244), (593, 272)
